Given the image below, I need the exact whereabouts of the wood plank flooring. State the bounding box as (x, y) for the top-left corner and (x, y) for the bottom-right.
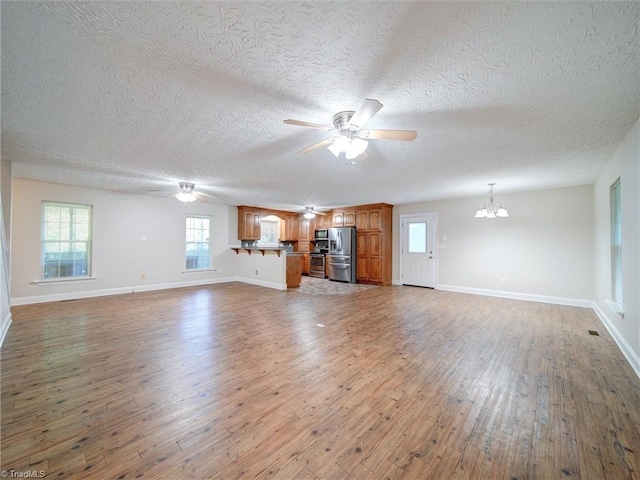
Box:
(1, 282), (639, 479)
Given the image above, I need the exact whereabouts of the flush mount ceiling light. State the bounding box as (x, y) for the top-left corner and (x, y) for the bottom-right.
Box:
(475, 183), (509, 218)
(175, 182), (197, 203)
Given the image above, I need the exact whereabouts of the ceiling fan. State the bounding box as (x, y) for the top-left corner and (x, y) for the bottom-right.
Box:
(284, 98), (417, 162)
(299, 206), (328, 219)
(149, 182), (218, 203)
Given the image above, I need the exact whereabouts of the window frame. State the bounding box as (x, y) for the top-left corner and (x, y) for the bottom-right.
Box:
(41, 201), (93, 280)
(258, 215), (281, 247)
(185, 214), (212, 271)
(610, 178), (623, 313)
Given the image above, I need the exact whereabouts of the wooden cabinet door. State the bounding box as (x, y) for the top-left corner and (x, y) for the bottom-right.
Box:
(285, 215), (299, 240)
(241, 211), (261, 240)
(344, 210), (356, 226)
(356, 233), (370, 281)
(316, 214), (331, 229)
(357, 232), (369, 255)
(299, 217), (311, 241)
(368, 256), (383, 282)
(368, 210), (382, 230)
(356, 211), (369, 230)
(370, 233), (382, 256)
(332, 211), (344, 227)
(301, 254), (310, 275)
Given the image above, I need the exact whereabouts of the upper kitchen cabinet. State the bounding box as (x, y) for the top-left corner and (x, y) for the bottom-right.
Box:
(237, 206), (261, 240)
(356, 208), (383, 231)
(284, 215), (300, 241)
(315, 214), (331, 229)
(332, 209), (356, 227)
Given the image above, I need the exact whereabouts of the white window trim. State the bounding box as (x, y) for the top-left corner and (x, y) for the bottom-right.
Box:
(41, 201), (93, 280)
(185, 214), (212, 271)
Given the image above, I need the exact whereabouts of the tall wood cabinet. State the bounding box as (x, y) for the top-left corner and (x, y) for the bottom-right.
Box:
(355, 204), (393, 286)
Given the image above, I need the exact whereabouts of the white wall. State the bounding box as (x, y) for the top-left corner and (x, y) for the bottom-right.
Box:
(593, 118), (639, 375)
(393, 185), (594, 303)
(11, 179), (243, 304)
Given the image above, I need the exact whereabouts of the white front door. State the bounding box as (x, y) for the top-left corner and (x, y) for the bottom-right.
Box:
(401, 214), (436, 288)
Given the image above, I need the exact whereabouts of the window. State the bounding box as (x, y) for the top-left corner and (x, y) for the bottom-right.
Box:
(408, 222), (427, 253)
(186, 215), (211, 270)
(610, 179), (622, 308)
(258, 215), (280, 246)
(41, 201), (92, 279)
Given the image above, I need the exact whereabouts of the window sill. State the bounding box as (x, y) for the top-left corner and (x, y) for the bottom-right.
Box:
(32, 276), (97, 286)
(606, 299), (625, 318)
(182, 268), (218, 274)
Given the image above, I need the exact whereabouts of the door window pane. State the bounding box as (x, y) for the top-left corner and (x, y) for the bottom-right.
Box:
(408, 222), (427, 253)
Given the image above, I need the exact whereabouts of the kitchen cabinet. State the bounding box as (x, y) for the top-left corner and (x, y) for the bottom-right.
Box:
(299, 217), (311, 241)
(237, 206), (261, 240)
(332, 209), (355, 227)
(298, 217), (312, 253)
(316, 214), (331, 229)
(355, 204), (392, 285)
(301, 253), (310, 275)
(286, 254), (302, 288)
(356, 209), (382, 231)
(344, 210), (356, 226)
(357, 232), (382, 283)
(284, 215), (300, 241)
(332, 210), (344, 227)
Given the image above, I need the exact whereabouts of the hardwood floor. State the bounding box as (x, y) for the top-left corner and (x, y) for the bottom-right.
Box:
(1, 282), (639, 479)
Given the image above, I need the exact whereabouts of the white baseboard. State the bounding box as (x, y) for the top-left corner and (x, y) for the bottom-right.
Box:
(11, 277), (238, 306)
(436, 284), (594, 308)
(0, 311), (12, 348)
(235, 276), (287, 290)
(11, 286), (134, 306)
(592, 304), (640, 379)
(10, 275), (289, 306)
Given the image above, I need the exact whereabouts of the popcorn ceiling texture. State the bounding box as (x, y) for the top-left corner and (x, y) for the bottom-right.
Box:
(1, 1), (638, 208)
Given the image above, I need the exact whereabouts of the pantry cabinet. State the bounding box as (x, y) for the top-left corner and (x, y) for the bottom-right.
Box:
(354, 204), (392, 285)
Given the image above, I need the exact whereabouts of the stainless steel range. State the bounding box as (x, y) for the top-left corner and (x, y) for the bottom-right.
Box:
(309, 253), (326, 278)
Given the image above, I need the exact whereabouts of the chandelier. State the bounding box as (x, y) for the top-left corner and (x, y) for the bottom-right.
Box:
(475, 183), (509, 218)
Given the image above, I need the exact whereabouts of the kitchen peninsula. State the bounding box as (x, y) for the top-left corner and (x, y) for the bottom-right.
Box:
(233, 203), (393, 287)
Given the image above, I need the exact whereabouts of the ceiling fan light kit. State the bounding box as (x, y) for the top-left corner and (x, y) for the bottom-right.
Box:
(176, 182), (197, 203)
(475, 183), (509, 218)
(284, 98), (417, 165)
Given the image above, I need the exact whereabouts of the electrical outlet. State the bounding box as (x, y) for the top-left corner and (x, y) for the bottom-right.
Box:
(500, 278), (506, 285)
(141, 273), (147, 280)
(255, 269), (259, 275)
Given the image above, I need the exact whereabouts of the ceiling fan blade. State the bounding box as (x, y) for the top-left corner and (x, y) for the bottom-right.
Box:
(284, 119), (334, 131)
(348, 98), (383, 129)
(299, 138), (335, 155)
(358, 129), (418, 141)
(312, 210), (328, 216)
(196, 191), (219, 199)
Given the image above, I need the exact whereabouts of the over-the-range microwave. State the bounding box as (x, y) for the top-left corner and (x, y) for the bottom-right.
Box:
(314, 229), (329, 239)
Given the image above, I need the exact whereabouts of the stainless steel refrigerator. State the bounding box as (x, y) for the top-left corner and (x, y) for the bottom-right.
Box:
(328, 227), (357, 283)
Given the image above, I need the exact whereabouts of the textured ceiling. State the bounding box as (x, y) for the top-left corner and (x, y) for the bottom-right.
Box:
(2, 1), (639, 211)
